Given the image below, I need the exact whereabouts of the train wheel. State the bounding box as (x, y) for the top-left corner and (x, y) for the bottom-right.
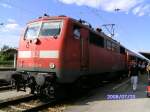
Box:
(46, 83), (66, 99)
(147, 92), (150, 97)
(28, 76), (37, 94)
(46, 85), (55, 99)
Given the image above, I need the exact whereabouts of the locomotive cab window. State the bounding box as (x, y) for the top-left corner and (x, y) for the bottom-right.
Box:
(39, 21), (62, 37)
(24, 21), (62, 39)
(24, 22), (41, 39)
(73, 25), (81, 39)
(106, 40), (112, 50)
(120, 46), (126, 54)
(89, 32), (104, 47)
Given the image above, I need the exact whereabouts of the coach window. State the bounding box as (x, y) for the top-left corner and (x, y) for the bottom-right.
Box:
(73, 25), (81, 39)
(89, 32), (104, 47)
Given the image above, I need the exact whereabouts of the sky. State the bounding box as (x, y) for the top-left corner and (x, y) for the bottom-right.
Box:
(0, 0), (150, 53)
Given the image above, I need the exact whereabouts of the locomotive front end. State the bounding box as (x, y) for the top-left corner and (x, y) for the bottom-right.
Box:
(12, 16), (65, 98)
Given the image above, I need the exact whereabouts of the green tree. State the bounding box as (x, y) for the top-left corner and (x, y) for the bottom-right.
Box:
(0, 45), (17, 61)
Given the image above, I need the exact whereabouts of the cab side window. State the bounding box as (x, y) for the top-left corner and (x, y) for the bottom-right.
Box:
(73, 25), (81, 39)
(120, 46), (126, 54)
(89, 32), (104, 47)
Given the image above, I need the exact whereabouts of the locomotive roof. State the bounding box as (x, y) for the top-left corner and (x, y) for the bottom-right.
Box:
(127, 49), (149, 61)
(26, 15), (148, 61)
(139, 52), (150, 61)
(27, 15), (71, 24)
(28, 15), (121, 45)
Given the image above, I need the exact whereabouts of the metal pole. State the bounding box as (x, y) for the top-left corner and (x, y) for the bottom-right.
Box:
(13, 53), (17, 68)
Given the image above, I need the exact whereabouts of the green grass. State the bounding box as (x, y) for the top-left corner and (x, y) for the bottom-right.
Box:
(0, 61), (14, 68)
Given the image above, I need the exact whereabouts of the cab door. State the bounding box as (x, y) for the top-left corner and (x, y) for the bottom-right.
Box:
(80, 28), (89, 71)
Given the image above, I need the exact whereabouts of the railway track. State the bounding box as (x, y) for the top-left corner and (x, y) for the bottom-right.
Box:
(0, 76), (129, 112)
(0, 94), (35, 111)
(22, 99), (57, 112)
(0, 94), (57, 112)
(0, 85), (13, 91)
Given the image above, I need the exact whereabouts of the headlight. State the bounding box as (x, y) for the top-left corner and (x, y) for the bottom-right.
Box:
(33, 38), (38, 44)
(49, 63), (55, 69)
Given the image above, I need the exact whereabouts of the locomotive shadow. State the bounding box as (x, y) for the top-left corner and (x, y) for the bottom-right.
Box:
(62, 74), (149, 107)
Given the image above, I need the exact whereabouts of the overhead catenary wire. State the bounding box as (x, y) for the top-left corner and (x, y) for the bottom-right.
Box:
(84, 6), (117, 37)
(0, 0), (142, 52)
(102, 24), (115, 38)
(84, 5), (141, 52)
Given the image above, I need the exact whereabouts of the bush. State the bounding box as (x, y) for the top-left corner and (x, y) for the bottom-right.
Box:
(0, 61), (14, 65)
(0, 45), (17, 61)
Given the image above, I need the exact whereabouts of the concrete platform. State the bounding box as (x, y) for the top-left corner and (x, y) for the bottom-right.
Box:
(0, 88), (30, 102)
(65, 74), (150, 112)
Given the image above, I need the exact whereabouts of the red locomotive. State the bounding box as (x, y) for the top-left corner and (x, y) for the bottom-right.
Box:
(12, 15), (145, 97)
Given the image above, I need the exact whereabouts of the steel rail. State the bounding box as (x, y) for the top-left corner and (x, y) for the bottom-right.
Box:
(0, 94), (36, 108)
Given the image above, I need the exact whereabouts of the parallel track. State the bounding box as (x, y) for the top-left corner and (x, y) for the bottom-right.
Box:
(0, 94), (36, 111)
(0, 75), (128, 112)
(0, 94), (35, 107)
(0, 85), (13, 91)
(22, 99), (57, 112)
(0, 94), (57, 112)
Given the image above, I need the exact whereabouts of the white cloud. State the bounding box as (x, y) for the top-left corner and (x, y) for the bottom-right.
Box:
(0, 19), (22, 47)
(0, 3), (12, 8)
(7, 19), (16, 23)
(58, 0), (150, 16)
(0, 35), (19, 48)
(5, 23), (19, 30)
(0, 19), (22, 32)
(133, 6), (142, 15)
(93, 0), (140, 12)
(133, 4), (150, 16)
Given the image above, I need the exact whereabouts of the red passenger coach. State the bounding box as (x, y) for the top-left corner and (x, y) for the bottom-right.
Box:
(12, 15), (143, 97)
